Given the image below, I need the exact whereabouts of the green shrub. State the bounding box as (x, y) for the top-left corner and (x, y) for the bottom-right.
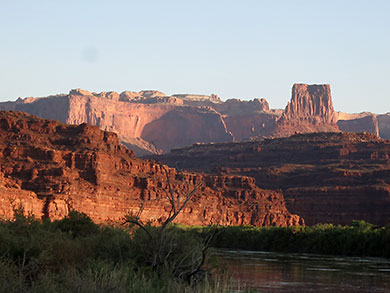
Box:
(0, 211), (230, 292)
(52, 210), (99, 238)
(208, 222), (390, 257)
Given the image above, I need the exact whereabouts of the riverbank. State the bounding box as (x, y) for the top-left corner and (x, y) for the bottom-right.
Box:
(194, 222), (390, 258)
(0, 210), (231, 292)
(2, 210), (389, 292)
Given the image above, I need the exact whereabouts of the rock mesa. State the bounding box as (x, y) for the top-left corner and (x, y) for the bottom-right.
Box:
(1, 84), (388, 155)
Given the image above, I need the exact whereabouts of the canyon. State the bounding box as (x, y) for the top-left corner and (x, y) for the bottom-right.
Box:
(0, 111), (302, 226)
(0, 84), (388, 156)
(152, 132), (390, 226)
(0, 84), (389, 227)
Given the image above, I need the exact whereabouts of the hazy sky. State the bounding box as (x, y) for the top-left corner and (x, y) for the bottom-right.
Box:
(1, 0), (389, 113)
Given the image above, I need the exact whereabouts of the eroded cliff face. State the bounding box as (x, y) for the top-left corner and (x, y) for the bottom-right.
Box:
(378, 113), (390, 139)
(0, 84), (387, 155)
(337, 115), (379, 136)
(267, 84), (339, 137)
(153, 132), (390, 226)
(284, 84), (336, 123)
(0, 111), (302, 226)
(0, 90), (234, 155)
(65, 93), (233, 152)
(0, 88), (288, 152)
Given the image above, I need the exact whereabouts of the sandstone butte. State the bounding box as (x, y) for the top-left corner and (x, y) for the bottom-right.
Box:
(0, 111), (303, 226)
(153, 132), (390, 226)
(0, 84), (388, 156)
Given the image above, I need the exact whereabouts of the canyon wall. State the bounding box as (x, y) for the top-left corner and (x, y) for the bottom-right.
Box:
(337, 115), (379, 136)
(283, 84), (337, 124)
(0, 111), (302, 226)
(154, 132), (390, 226)
(378, 113), (390, 139)
(66, 92), (233, 152)
(0, 90), (234, 155)
(0, 84), (387, 155)
(266, 84), (339, 137)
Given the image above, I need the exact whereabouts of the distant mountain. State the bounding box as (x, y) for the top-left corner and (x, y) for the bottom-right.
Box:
(0, 84), (388, 155)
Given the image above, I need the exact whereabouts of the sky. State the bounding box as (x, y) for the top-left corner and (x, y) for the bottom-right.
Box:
(1, 0), (389, 113)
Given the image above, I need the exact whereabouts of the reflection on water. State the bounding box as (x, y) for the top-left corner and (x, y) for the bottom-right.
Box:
(215, 250), (390, 292)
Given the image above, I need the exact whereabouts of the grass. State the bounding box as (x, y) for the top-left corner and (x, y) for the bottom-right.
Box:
(2, 209), (388, 292)
(201, 221), (390, 258)
(0, 209), (233, 292)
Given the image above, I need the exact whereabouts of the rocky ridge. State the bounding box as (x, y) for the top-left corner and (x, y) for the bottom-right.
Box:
(0, 92), (234, 155)
(0, 111), (302, 226)
(0, 84), (388, 155)
(153, 132), (390, 226)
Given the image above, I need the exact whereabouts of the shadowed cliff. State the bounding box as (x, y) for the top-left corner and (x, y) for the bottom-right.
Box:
(152, 132), (390, 226)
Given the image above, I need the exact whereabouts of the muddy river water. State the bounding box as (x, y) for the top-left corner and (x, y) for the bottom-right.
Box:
(215, 250), (390, 292)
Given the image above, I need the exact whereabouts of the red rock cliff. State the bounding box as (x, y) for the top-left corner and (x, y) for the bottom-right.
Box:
(154, 132), (390, 226)
(284, 84), (337, 123)
(378, 113), (390, 139)
(0, 111), (302, 226)
(0, 89), (282, 153)
(337, 115), (379, 136)
(269, 84), (339, 137)
(0, 90), (234, 155)
(3, 84), (388, 154)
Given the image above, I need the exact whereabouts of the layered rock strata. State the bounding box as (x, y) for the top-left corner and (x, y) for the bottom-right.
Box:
(0, 90), (234, 155)
(1, 84), (388, 155)
(378, 113), (390, 139)
(337, 115), (379, 137)
(266, 84), (339, 137)
(0, 111), (302, 226)
(153, 132), (390, 226)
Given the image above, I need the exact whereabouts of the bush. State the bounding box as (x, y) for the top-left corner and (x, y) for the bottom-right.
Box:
(53, 210), (100, 238)
(0, 211), (229, 292)
(208, 222), (390, 257)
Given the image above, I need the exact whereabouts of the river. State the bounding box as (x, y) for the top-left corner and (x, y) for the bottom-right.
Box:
(215, 250), (390, 292)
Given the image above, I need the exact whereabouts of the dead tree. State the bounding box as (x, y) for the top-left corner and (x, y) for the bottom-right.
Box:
(123, 166), (216, 282)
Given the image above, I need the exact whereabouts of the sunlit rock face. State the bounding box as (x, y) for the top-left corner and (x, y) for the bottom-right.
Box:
(0, 84), (387, 155)
(264, 84), (340, 137)
(284, 84), (337, 124)
(0, 90), (234, 156)
(0, 111), (302, 227)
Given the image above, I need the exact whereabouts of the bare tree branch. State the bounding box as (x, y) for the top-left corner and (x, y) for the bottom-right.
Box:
(162, 166), (176, 215)
(187, 227), (218, 280)
(123, 163), (211, 282)
(122, 218), (153, 240)
(161, 182), (202, 230)
(135, 202), (145, 220)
